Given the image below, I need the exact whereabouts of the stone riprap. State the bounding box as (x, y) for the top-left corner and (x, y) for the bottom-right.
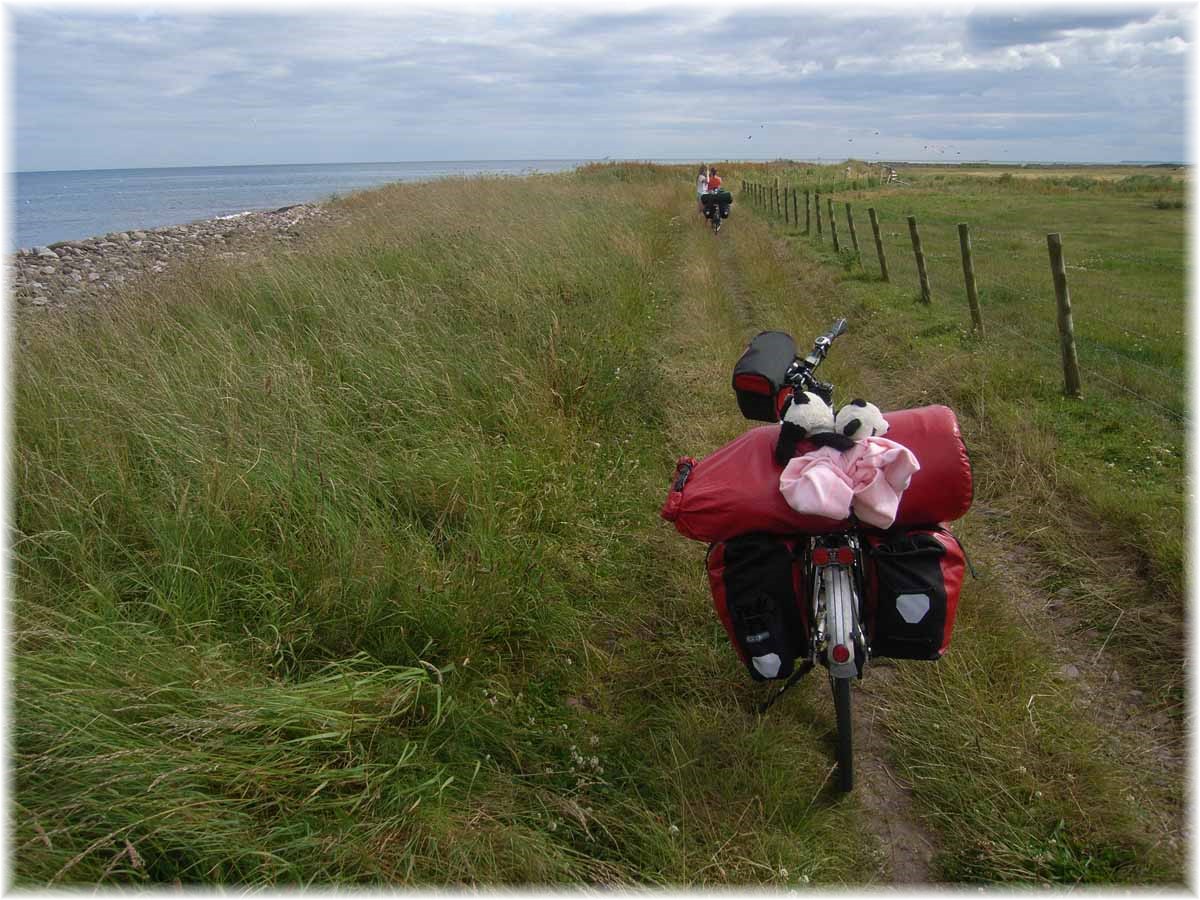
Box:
(10, 202), (339, 313)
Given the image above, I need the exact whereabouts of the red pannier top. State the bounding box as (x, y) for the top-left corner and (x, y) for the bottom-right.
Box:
(661, 405), (972, 544)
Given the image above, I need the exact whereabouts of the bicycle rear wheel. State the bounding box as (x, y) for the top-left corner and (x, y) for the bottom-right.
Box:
(831, 674), (853, 791)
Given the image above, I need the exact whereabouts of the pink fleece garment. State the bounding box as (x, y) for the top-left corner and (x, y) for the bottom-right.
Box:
(778, 437), (921, 528)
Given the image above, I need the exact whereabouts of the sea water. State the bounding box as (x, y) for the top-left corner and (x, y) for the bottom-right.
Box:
(11, 159), (588, 250)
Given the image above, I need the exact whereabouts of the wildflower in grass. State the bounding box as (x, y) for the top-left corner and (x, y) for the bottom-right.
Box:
(668, 824), (679, 835)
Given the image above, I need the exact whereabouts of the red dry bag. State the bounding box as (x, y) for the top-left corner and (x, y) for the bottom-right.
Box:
(661, 405), (972, 544)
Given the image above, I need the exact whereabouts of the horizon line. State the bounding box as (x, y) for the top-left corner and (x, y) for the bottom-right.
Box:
(13, 157), (1188, 176)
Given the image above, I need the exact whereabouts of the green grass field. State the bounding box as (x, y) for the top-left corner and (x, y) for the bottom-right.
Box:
(12, 163), (1186, 886)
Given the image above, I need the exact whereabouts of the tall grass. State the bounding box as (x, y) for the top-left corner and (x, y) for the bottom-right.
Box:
(13, 171), (879, 885)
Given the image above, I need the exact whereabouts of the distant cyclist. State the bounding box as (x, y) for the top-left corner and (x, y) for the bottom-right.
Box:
(696, 164), (709, 214)
(703, 167), (730, 229)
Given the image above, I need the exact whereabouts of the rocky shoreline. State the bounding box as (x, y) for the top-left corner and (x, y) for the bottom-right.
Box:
(10, 201), (340, 313)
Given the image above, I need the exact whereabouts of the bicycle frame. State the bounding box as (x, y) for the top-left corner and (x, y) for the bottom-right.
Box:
(769, 318), (864, 790)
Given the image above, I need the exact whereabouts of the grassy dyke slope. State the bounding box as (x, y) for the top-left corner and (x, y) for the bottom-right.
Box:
(13, 163), (1183, 886)
(14, 170), (879, 886)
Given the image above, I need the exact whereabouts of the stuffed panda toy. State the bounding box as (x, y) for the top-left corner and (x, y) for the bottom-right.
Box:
(834, 398), (889, 441)
(774, 391), (855, 465)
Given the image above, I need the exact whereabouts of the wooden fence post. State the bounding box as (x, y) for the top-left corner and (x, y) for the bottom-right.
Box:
(1047, 233), (1082, 397)
(907, 215), (931, 303)
(868, 208), (888, 281)
(845, 202), (860, 254)
(957, 223), (985, 336)
(815, 192), (823, 234)
(828, 200), (841, 253)
(783, 187), (790, 225)
(792, 189), (799, 229)
(804, 191), (811, 233)
(773, 179), (780, 216)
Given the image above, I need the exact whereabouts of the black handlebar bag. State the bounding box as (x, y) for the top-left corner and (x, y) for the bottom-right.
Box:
(732, 331), (797, 422)
(707, 533), (810, 681)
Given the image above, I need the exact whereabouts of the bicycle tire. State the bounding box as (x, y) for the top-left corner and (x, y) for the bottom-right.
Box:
(831, 674), (853, 791)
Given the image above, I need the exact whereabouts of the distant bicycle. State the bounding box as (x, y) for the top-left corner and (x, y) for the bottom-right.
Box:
(702, 190), (732, 234)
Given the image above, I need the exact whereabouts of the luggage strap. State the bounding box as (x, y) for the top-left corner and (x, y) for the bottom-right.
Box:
(757, 660), (814, 714)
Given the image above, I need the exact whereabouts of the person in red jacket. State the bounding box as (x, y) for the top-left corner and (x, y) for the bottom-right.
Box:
(707, 167), (723, 191)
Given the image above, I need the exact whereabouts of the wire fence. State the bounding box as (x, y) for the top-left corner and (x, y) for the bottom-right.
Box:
(740, 176), (1187, 428)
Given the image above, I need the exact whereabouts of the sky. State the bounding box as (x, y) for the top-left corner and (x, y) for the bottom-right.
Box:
(8, 2), (1195, 171)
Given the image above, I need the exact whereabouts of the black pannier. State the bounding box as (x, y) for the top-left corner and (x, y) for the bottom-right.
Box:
(862, 526), (966, 660)
(706, 534), (809, 681)
(731, 331), (796, 422)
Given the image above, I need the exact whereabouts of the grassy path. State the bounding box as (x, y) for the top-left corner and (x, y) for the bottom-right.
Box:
(712, 215), (939, 884)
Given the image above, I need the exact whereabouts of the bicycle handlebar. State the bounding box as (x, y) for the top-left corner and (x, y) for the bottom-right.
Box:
(787, 319), (847, 382)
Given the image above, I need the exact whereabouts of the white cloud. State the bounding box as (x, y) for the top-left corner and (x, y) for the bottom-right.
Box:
(11, 4), (1192, 169)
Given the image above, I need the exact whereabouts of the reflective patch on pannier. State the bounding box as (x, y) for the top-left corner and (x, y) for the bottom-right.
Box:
(896, 593), (931, 624)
